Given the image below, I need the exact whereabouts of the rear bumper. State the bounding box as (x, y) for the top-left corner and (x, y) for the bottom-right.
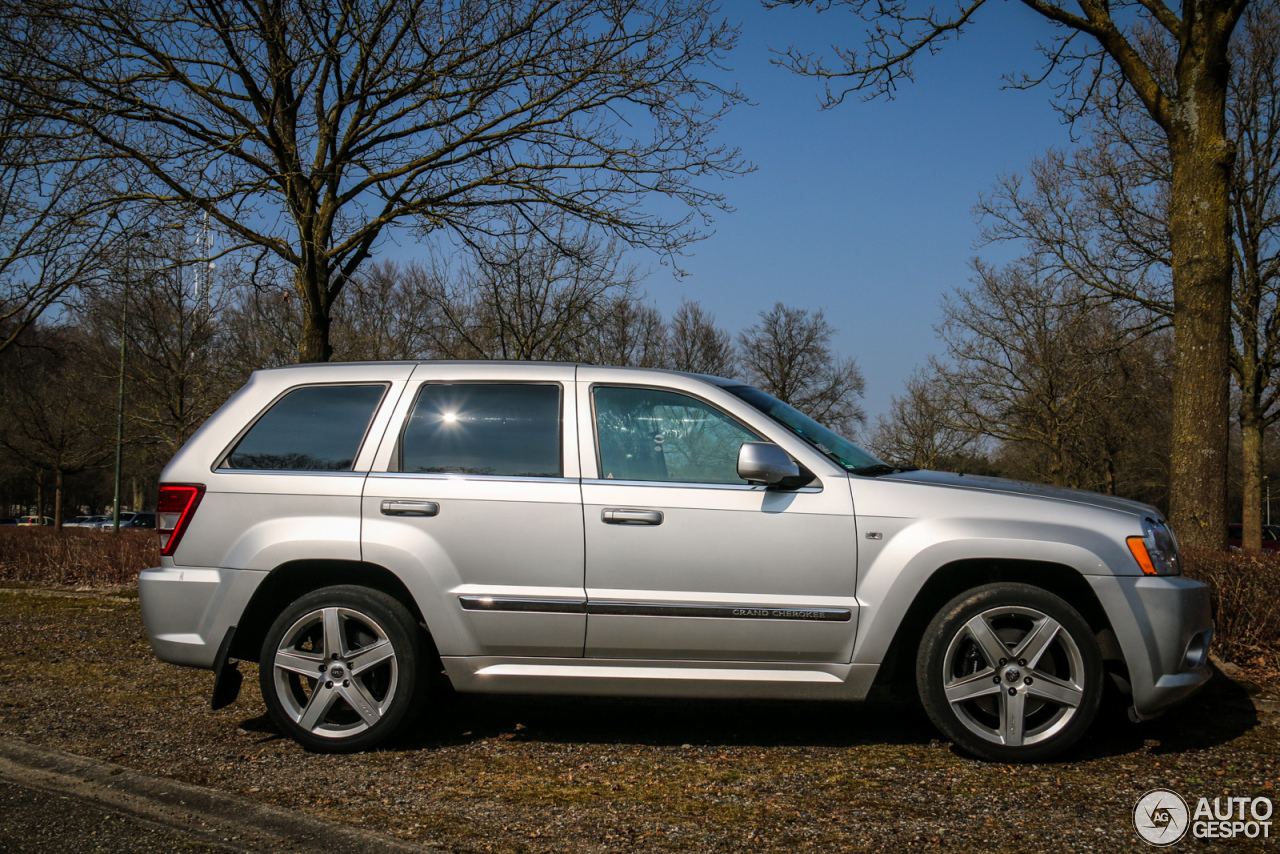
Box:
(138, 566), (268, 669)
(1087, 574), (1213, 718)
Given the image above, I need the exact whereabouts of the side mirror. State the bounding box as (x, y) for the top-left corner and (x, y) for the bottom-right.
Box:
(738, 442), (804, 487)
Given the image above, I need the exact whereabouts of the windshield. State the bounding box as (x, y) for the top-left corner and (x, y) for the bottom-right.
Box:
(724, 385), (884, 472)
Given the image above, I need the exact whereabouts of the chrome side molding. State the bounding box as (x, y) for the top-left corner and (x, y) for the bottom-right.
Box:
(459, 596), (851, 622)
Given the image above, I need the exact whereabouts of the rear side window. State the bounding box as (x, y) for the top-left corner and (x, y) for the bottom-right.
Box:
(399, 383), (562, 477)
(222, 384), (386, 471)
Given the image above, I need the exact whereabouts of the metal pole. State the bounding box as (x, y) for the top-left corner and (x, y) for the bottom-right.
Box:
(112, 246), (129, 532)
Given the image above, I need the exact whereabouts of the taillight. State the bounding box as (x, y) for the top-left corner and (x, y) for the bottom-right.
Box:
(157, 483), (205, 557)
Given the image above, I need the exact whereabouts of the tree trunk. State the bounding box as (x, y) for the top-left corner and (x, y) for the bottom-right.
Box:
(295, 267), (334, 363)
(1240, 406), (1265, 550)
(1166, 79), (1235, 551)
(53, 468), (63, 532)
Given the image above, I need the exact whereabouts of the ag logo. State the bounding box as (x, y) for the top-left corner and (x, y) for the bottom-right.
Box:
(1134, 789), (1190, 846)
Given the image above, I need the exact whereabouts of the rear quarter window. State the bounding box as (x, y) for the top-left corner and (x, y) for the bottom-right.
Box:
(222, 384), (387, 471)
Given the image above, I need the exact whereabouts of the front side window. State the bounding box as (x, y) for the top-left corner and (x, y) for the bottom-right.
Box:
(223, 384), (386, 471)
(593, 386), (760, 484)
(399, 383), (562, 477)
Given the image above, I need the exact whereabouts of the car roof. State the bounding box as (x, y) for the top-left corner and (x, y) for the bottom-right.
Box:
(253, 360), (737, 385)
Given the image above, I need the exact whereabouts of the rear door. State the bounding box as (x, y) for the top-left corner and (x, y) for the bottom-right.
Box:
(362, 363), (586, 658)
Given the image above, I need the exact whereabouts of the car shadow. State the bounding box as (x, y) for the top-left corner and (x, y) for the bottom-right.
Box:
(1069, 664), (1262, 761)
(234, 712), (288, 744)
(237, 665), (1263, 761)
(391, 684), (935, 752)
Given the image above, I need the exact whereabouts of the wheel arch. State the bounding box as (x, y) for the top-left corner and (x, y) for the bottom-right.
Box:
(229, 559), (427, 662)
(871, 558), (1123, 687)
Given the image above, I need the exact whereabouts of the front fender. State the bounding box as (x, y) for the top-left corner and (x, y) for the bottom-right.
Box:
(850, 516), (1131, 665)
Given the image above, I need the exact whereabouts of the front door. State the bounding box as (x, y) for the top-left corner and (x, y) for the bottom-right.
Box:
(579, 373), (859, 663)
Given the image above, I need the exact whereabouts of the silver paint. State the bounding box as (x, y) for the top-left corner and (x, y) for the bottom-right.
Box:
(139, 361), (1212, 723)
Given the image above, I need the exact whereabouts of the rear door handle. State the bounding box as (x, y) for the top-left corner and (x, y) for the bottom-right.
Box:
(602, 508), (664, 525)
(380, 500), (440, 517)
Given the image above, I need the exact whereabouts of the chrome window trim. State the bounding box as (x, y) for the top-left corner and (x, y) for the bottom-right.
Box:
(371, 473), (579, 485)
(584, 478), (822, 494)
(209, 469), (370, 478)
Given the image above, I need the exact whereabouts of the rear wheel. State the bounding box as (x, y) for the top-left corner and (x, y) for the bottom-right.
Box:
(260, 585), (427, 753)
(916, 583), (1102, 762)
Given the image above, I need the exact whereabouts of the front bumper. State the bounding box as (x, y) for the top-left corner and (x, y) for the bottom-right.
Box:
(1086, 574), (1213, 719)
(138, 566), (268, 669)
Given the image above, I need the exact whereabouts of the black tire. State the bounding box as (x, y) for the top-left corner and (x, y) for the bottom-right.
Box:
(259, 585), (428, 753)
(916, 583), (1103, 763)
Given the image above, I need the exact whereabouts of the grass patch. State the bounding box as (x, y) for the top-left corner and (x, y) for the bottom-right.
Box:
(0, 588), (1277, 854)
(0, 527), (157, 587)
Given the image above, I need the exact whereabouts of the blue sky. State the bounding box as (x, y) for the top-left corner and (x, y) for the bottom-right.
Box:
(640, 2), (1086, 428)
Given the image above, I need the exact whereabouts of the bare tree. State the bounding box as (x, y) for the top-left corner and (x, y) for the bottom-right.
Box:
(76, 233), (236, 476)
(0, 22), (124, 354)
(221, 266), (307, 378)
(864, 366), (978, 470)
(737, 302), (865, 435)
(0, 326), (114, 527)
(582, 298), (668, 368)
(422, 217), (646, 361)
(330, 261), (440, 362)
(1, 0), (747, 364)
(664, 299), (737, 376)
(1229, 7), (1280, 546)
(936, 261), (1171, 497)
(769, 0), (1251, 548)
(976, 4), (1280, 547)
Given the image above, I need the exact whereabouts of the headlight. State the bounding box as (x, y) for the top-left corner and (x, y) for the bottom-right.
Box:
(1126, 517), (1181, 576)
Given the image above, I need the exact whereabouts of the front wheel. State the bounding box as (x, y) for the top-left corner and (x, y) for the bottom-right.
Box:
(916, 583), (1103, 762)
(260, 585), (427, 753)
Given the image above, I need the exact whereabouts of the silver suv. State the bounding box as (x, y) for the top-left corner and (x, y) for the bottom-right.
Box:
(139, 362), (1212, 761)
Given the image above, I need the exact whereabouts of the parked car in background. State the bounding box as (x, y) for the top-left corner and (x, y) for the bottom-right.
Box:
(0, 517), (17, 526)
(1226, 523), (1280, 551)
(62, 516), (90, 527)
(89, 512), (136, 530)
(123, 512), (156, 529)
(17, 516), (53, 526)
(139, 361), (1213, 762)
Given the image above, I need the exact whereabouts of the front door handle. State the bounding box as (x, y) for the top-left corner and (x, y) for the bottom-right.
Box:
(380, 500), (440, 517)
(602, 508), (664, 525)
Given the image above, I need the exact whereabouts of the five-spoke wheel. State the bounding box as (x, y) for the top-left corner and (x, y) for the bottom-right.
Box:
(917, 583), (1102, 762)
(260, 586), (427, 753)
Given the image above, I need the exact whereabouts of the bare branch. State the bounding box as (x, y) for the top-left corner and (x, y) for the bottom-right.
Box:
(1, 0), (749, 361)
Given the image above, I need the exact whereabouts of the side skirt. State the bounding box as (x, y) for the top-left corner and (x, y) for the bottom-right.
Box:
(441, 656), (879, 702)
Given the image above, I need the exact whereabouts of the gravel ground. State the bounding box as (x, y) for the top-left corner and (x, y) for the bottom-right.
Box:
(1, 586), (1277, 853)
(0, 779), (233, 854)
